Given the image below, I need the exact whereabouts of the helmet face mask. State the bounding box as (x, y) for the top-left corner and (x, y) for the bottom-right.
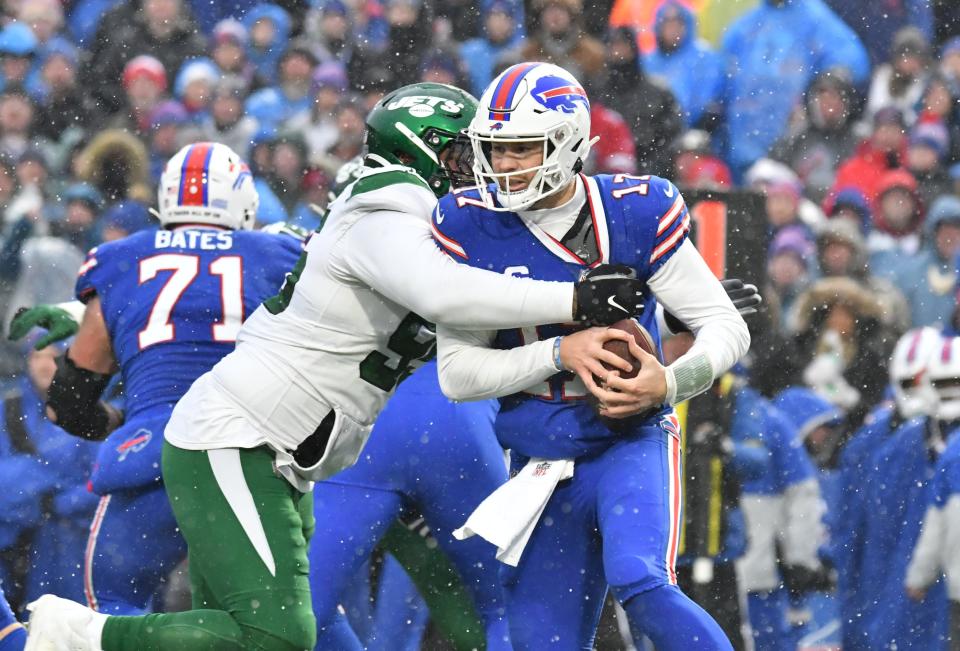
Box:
(158, 142), (258, 231)
(364, 83), (479, 197)
(469, 62), (594, 212)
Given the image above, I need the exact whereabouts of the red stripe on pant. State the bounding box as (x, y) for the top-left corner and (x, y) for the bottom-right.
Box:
(84, 494), (112, 611)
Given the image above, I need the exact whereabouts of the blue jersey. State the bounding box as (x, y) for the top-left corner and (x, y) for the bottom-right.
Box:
(433, 174), (689, 459)
(75, 227), (301, 420)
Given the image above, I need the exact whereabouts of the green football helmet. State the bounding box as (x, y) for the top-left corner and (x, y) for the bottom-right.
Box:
(364, 83), (477, 197)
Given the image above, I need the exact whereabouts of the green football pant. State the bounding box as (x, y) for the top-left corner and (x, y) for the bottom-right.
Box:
(102, 442), (316, 651)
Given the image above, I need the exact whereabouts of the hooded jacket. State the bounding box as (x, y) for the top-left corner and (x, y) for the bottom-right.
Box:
(643, 1), (723, 129)
(243, 4), (292, 85)
(720, 0), (870, 177)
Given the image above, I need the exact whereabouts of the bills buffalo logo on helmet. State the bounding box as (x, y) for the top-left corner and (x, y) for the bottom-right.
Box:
(531, 75), (589, 114)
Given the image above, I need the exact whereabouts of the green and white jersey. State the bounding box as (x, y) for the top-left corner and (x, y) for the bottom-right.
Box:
(164, 165), (573, 489)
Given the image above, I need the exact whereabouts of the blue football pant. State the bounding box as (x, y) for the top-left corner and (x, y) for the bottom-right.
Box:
(502, 430), (731, 650)
(84, 486), (187, 614)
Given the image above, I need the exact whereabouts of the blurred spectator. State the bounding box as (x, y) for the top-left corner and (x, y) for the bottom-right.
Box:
(906, 120), (951, 206)
(290, 166), (330, 231)
(419, 47), (469, 89)
(770, 71), (859, 204)
(941, 37), (960, 97)
(460, 1), (524, 97)
(864, 27), (932, 126)
(0, 157), (15, 210)
(99, 200), (154, 242)
(599, 27), (680, 177)
(268, 132), (308, 213)
(0, 336), (100, 610)
(791, 277), (896, 423)
(916, 73), (960, 161)
(892, 195), (960, 328)
(765, 225), (815, 333)
(746, 159), (826, 233)
(586, 102), (636, 175)
(719, 0), (870, 179)
(673, 129), (732, 191)
(763, 180), (807, 237)
(173, 58), (218, 123)
(644, 0), (723, 130)
(825, 0), (933, 67)
(243, 3), (292, 85)
(521, 0), (604, 82)
(377, 0), (432, 87)
(186, 0), (257, 34)
(868, 168), (924, 269)
(110, 55), (168, 135)
(823, 187), (872, 235)
(146, 101), (188, 183)
(244, 41), (316, 130)
(315, 97), (366, 174)
(17, 0), (63, 57)
(0, 22), (38, 95)
(303, 0), (357, 69)
(86, 0), (206, 115)
(76, 129), (151, 204)
(33, 41), (93, 143)
(199, 78), (258, 159)
(248, 128), (289, 225)
(209, 19), (260, 93)
(830, 107), (908, 211)
(0, 86), (35, 160)
(814, 218), (911, 333)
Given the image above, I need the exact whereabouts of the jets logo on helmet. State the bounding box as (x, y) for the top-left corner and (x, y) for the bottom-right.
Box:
(531, 76), (589, 114)
(158, 142), (259, 231)
(470, 62), (597, 211)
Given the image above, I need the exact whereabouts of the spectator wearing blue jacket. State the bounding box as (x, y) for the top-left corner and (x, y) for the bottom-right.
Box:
(242, 3), (291, 85)
(460, 1), (524, 98)
(731, 386), (823, 651)
(719, 0), (870, 180)
(825, 0), (933, 68)
(244, 41), (316, 130)
(644, 0), (723, 130)
(0, 337), (99, 613)
(834, 326), (942, 650)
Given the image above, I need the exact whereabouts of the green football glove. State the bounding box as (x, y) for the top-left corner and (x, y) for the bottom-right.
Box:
(8, 305), (79, 350)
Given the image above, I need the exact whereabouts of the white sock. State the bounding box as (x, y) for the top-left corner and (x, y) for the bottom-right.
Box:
(87, 611), (108, 651)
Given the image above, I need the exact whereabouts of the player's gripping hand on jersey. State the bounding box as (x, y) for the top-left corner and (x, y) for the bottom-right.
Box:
(573, 264), (645, 326)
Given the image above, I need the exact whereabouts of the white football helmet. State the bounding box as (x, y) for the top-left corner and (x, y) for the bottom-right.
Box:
(468, 62), (596, 211)
(890, 327), (941, 418)
(928, 335), (960, 421)
(158, 142), (258, 230)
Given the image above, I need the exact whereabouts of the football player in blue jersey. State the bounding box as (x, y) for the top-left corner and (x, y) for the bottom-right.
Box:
(32, 142), (302, 616)
(0, 585), (25, 651)
(431, 62), (750, 650)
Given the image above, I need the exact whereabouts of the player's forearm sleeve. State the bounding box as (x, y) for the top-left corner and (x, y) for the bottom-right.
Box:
(340, 211), (573, 329)
(648, 241), (750, 404)
(905, 503), (945, 591)
(436, 326), (558, 401)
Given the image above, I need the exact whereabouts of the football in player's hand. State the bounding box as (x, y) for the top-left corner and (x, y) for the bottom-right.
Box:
(599, 319), (658, 381)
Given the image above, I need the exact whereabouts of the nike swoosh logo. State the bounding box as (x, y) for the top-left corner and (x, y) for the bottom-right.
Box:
(663, 185), (674, 198)
(435, 211), (445, 224)
(607, 295), (628, 313)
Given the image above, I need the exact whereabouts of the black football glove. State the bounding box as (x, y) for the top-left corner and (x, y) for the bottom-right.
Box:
(574, 264), (645, 326)
(663, 278), (763, 334)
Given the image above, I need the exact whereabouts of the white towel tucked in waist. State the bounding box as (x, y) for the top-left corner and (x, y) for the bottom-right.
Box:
(453, 457), (574, 566)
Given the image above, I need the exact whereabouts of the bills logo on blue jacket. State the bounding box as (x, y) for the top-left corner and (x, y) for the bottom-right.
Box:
(531, 75), (589, 114)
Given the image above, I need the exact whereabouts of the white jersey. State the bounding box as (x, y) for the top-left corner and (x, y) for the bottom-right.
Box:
(165, 165), (574, 490)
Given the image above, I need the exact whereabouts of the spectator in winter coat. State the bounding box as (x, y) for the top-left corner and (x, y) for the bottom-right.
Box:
(84, 0), (206, 115)
(198, 79), (257, 160)
(242, 3), (291, 86)
(869, 168), (925, 277)
(209, 19), (261, 94)
(173, 58), (218, 124)
(0, 22), (39, 95)
(520, 0), (605, 82)
(106, 55), (168, 136)
(825, 0), (933, 68)
(823, 187), (872, 235)
(244, 42), (317, 131)
(831, 107), (909, 215)
(145, 101), (188, 184)
(33, 40), (93, 143)
(770, 71), (860, 204)
(906, 121), (952, 208)
(766, 225), (815, 334)
(599, 27), (681, 177)
(644, 0), (723, 130)
(460, 1), (524, 98)
(586, 102), (636, 175)
(720, 0), (870, 179)
(864, 27), (932, 127)
(893, 195), (960, 328)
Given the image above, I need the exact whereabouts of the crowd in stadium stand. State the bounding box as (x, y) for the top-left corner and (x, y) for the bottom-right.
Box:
(6, 0), (960, 649)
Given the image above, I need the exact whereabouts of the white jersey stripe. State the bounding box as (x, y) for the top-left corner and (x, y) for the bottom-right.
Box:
(431, 222), (468, 259)
(208, 448), (277, 576)
(656, 196), (685, 237)
(650, 214), (690, 263)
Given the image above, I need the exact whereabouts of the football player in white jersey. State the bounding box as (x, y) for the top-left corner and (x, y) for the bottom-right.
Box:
(25, 84), (649, 651)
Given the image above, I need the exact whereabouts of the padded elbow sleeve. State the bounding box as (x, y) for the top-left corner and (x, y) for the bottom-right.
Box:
(46, 352), (115, 441)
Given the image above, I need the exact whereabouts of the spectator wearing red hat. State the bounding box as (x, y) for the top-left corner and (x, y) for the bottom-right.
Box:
(108, 55), (168, 135)
(586, 103), (637, 175)
(674, 130), (732, 191)
(869, 168), (925, 287)
(830, 106), (908, 211)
